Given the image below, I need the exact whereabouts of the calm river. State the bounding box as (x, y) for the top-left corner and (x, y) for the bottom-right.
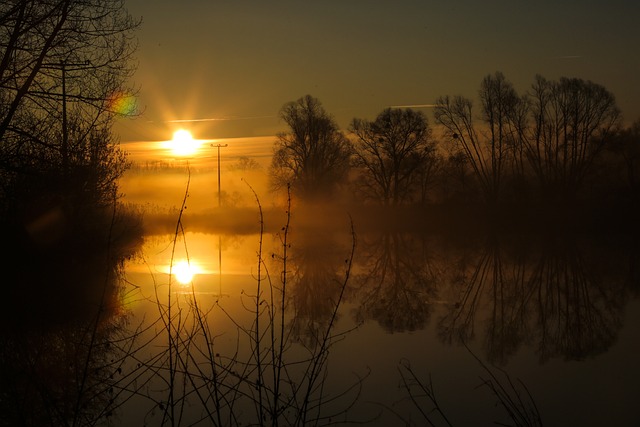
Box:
(112, 137), (640, 426)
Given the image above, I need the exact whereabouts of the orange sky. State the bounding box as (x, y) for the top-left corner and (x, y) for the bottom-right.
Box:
(114, 0), (640, 144)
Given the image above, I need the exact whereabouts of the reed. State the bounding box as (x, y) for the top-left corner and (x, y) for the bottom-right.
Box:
(396, 345), (542, 427)
(110, 179), (361, 426)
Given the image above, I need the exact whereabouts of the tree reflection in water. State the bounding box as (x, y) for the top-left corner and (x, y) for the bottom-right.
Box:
(353, 233), (443, 333)
(5, 202), (636, 425)
(285, 229), (353, 346)
(0, 311), (132, 426)
(0, 206), (142, 426)
(529, 235), (626, 362)
(437, 233), (531, 364)
(303, 227), (634, 365)
(438, 232), (629, 365)
(221, 225), (637, 425)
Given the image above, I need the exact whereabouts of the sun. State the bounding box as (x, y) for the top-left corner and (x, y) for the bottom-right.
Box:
(173, 260), (195, 285)
(170, 129), (200, 156)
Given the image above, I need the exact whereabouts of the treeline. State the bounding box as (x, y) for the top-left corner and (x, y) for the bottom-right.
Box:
(270, 75), (640, 227)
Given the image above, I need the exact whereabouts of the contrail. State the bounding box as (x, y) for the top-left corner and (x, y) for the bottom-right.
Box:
(164, 115), (276, 123)
(389, 104), (438, 109)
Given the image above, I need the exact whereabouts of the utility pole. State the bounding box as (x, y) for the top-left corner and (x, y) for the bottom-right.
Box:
(43, 60), (90, 175)
(61, 61), (68, 172)
(211, 142), (228, 296)
(211, 143), (228, 207)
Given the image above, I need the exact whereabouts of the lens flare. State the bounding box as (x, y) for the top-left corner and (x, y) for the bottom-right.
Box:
(107, 91), (137, 116)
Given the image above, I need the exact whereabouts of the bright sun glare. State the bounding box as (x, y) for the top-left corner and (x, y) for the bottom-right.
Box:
(170, 129), (200, 156)
(173, 260), (195, 285)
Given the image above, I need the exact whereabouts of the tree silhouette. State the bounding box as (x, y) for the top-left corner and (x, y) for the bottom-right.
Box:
(354, 232), (441, 333)
(0, 0), (139, 137)
(435, 72), (526, 205)
(608, 121), (640, 192)
(0, 0), (139, 216)
(528, 237), (625, 362)
(350, 108), (439, 205)
(525, 76), (620, 200)
(285, 230), (351, 346)
(270, 95), (352, 200)
(0, 207), (142, 426)
(437, 233), (628, 365)
(437, 235), (532, 365)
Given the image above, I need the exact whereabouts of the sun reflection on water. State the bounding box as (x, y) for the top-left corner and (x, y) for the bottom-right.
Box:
(172, 260), (196, 285)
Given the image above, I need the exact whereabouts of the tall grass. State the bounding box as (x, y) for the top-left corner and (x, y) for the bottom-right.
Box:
(396, 345), (543, 427)
(15, 173), (554, 426)
(107, 177), (361, 426)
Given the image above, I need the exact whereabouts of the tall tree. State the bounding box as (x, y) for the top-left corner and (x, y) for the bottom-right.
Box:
(0, 0), (139, 212)
(350, 108), (437, 205)
(0, 0), (139, 136)
(270, 95), (351, 200)
(434, 72), (526, 204)
(525, 75), (620, 198)
(608, 119), (640, 194)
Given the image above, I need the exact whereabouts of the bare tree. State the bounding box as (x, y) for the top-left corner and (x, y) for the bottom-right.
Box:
(0, 0), (139, 177)
(607, 119), (640, 194)
(270, 95), (352, 200)
(350, 108), (437, 205)
(0, 0), (139, 217)
(525, 75), (620, 198)
(434, 72), (526, 204)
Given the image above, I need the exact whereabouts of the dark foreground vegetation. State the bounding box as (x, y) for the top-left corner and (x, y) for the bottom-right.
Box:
(0, 2), (144, 424)
(0, 0), (144, 290)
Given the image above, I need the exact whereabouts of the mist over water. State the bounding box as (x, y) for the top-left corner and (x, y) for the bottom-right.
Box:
(112, 155), (640, 426)
(2, 123), (638, 425)
(2, 138), (638, 425)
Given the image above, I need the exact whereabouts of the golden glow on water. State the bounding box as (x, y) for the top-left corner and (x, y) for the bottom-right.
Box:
(124, 232), (269, 293)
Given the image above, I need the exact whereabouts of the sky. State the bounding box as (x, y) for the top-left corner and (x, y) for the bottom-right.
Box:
(114, 0), (640, 143)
